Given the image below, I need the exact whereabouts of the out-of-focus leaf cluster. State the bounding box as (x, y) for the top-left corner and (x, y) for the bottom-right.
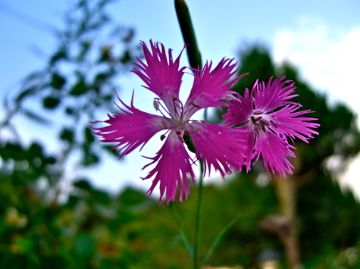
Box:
(1, 169), (360, 268)
(1, 0), (138, 176)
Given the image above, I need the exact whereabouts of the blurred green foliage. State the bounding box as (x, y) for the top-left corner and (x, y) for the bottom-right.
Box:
(1, 1), (360, 268)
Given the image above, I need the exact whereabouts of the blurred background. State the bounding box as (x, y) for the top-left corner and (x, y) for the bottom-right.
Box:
(1, 0), (360, 268)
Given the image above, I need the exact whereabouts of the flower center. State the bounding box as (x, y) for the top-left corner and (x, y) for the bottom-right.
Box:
(154, 98), (192, 142)
(249, 110), (271, 133)
(153, 97), (185, 122)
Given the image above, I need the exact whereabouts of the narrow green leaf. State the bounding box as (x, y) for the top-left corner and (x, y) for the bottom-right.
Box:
(49, 48), (67, 65)
(202, 214), (240, 265)
(21, 109), (51, 125)
(171, 204), (193, 259)
(85, 127), (95, 144)
(179, 228), (193, 260)
(15, 87), (37, 103)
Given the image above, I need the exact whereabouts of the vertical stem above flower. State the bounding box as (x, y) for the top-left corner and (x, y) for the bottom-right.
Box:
(174, 0), (202, 69)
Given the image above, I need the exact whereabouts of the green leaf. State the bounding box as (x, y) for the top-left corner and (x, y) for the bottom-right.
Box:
(74, 234), (96, 258)
(28, 142), (43, 157)
(122, 28), (135, 43)
(0, 142), (24, 160)
(44, 156), (56, 165)
(50, 73), (66, 90)
(170, 204), (193, 260)
(202, 214), (240, 265)
(65, 106), (75, 115)
(77, 40), (92, 61)
(59, 128), (74, 143)
(49, 48), (67, 65)
(103, 145), (118, 158)
(43, 96), (61, 109)
(91, 189), (111, 205)
(70, 78), (88, 96)
(66, 195), (81, 208)
(179, 229), (193, 260)
(73, 178), (93, 192)
(81, 151), (99, 166)
(94, 72), (110, 84)
(98, 46), (112, 62)
(85, 127), (95, 144)
(120, 50), (131, 63)
(15, 87), (37, 103)
(14, 237), (34, 253)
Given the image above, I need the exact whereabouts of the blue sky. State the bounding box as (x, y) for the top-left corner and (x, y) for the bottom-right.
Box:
(1, 0), (359, 87)
(1, 0), (360, 196)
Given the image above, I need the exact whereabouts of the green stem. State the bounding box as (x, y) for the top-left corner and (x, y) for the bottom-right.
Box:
(193, 160), (204, 269)
(174, 0), (202, 69)
(174, 1), (204, 268)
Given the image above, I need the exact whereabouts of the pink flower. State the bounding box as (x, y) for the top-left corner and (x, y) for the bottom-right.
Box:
(223, 76), (319, 176)
(93, 40), (246, 203)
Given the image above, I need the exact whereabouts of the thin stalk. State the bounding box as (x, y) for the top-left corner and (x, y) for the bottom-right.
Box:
(174, 1), (204, 268)
(193, 160), (204, 269)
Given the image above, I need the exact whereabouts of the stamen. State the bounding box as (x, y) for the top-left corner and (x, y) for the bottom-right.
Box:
(153, 98), (172, 118)
(191, 101), (201, 109)
(251, 115), (262, 124)
(172, 98), (184, 121)
(153, 99), (160, 111)
(159, 129), (171, 141)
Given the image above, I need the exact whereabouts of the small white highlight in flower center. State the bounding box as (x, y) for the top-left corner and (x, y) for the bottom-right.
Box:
(249, 110), (271, 132)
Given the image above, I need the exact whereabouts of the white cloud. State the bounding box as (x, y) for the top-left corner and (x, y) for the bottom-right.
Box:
(273, 17), (360, 112)
(272, 17), (360, 197)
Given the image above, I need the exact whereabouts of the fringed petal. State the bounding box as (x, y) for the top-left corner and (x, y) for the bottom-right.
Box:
(143, 132), (195, 204)
(253, 76), (298, 111)
(222, 76), (319, 177)
(223, 89), (253, 126)
(92, 94), (167, 158)
(254, 132), (295, 177)
(189, 122), (248, 177)
(233, 126), (255, 173)
(271, 105), (320, 142)
(132, 40), (185, 110)
(184, 58), (245, 117)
